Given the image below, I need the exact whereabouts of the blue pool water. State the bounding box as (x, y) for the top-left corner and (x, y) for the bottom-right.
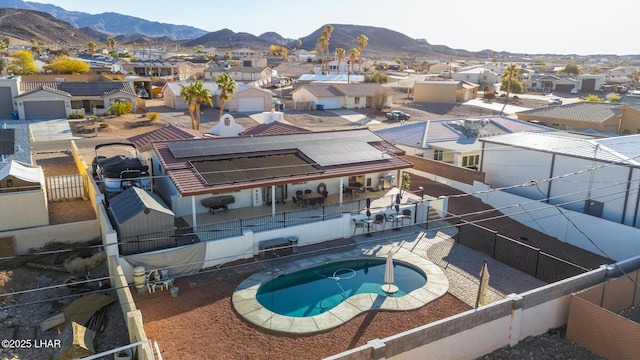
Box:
(256, 258), (427, 317)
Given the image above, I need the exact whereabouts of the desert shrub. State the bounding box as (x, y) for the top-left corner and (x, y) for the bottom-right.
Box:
(147, 112), (159, 121)
(87, 115), (98, 123)
(364, 71), (389, 84)
(68, 113), (84, 119)
(99, 123), (109, 128)
(483, 91), (496, 100)
(64, 251), (106, 273)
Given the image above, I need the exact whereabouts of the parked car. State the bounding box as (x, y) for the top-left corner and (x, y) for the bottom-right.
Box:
(548, 98), (563, 105)
(570, 88), (579, 94)
(385, 110), (411, 121)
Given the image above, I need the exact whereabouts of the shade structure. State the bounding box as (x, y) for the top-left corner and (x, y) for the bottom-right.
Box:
(381, 252), (398, 294)
(475, 259), (490, 308)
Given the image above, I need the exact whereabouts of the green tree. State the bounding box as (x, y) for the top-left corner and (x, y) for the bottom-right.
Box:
(335, 48), (345, 75)
(214, 73), (237, 121)
(356, 33), (368, 75)
(589, 65), (602, 74)
(44, 56), (90, 74)
(268, 44), (288, 57)
(7, 50), (37, 74)
(224, 51), (232, 60)
(562, 60), (581, 76)
(107, 101), (133, 116)
(179, 80), (212, 130)
(500, 64), (521, 115)
(29, 39), (41, 56)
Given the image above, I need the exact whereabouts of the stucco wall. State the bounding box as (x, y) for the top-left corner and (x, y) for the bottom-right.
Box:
(0, 190), (49, 230)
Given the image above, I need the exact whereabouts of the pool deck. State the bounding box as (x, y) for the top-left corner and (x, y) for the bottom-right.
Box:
(229, 219), (546, 334)
(232, 246), (449, 334)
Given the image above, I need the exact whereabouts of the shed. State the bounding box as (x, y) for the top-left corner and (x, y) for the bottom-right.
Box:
(109, 187), (174, 240)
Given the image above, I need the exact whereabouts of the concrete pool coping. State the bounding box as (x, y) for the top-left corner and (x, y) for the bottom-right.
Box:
(231, 246), (449, 334)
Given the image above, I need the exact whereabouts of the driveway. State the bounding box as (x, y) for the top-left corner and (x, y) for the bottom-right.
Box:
(330, 109), (382, 126)
(30, 119), (77, 141)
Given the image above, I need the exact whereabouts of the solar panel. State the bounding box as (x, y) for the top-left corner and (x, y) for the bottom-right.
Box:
(0, 129), (15, 155)
(167, 130), (387, 166)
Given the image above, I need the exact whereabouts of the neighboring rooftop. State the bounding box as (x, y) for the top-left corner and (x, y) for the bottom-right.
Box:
(480, 131), (640, 165)
(375, 116), (552, 149)
(516, 102), (622, 124)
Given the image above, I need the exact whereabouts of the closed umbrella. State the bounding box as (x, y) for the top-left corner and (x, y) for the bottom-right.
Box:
(395, 193), (401, 213)
(381, 252), (398, 294)
(475, 259), (490, 308)
(366, 197), (371, 218)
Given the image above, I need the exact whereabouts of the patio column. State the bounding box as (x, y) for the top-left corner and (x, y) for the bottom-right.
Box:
(191, 196), (197, 230)
(339, 178), (344, 204)
(271, 185), (276, 216)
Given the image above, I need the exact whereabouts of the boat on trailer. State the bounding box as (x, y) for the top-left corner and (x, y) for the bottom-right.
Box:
(92, 142), (151, 193)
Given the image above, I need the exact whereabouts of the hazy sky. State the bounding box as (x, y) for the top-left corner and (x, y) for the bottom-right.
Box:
(28, 0), (637, 55)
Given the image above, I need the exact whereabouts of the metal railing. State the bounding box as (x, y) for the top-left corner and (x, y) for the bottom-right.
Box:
(453, 217), (590, 283)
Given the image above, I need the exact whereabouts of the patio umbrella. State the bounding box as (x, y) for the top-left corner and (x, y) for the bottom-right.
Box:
(475, 259), (490, 308)
(381, 252), (398, 294)
(366, 197), (371, 218)
(395, 193), (401, 213)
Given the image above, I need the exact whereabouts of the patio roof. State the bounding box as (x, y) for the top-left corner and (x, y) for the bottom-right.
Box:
(153, 129), (413, 196)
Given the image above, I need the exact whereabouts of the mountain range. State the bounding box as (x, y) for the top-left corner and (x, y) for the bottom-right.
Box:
(1, 1), (496, 59)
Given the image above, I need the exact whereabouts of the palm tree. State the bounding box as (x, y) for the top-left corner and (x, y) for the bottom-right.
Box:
(316, 36), (327, 73)
(214, 73), (237, 121)
(107, 39), (116, 51)
(348, 48), (360, 75)
(335, 48), (345, 75)
(500, 64), (519, 115)
(322, 24), (333, 73)
(356, 34), (368, 74)
(87, 41), (97, 58)
(179, 82), (197, 129)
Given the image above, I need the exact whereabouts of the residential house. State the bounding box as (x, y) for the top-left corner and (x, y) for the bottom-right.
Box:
(147, 129), (412, 218)
(452, 67), (500, 89)
(553, 78), (579, 93)
(528, 75), (560, 92)
(479, 132), (640, 229)
(161, 81), (218, 110)
(291, 83), (390, 110)
(212, 84), (275, 112)
(162, 81), (274, 112)
(16, 80), (137, 119)
(174, 61), (206, 81)
(375, 116), (552, 169)
(428, 62), (459, 75)
(413, 80), (478, 104)
(205, 61), (272, 86)
(516, 102), (624, 134)
(121, 61), (178, 78)
(294, 74), (365, 89)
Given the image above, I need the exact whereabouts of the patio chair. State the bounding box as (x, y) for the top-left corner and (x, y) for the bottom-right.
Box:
(292, 195), (304, 208)
(402, 209), (412, 225)
(373, 214), (386, 230)
(353, 219), (365, 235)
(304, 189), (312, 194)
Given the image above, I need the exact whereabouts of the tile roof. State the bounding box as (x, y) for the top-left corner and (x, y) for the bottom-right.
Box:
(127, 125), (204, 151)
(20, 81), (137, 97)
(516, 102), (622, 123)
(153, 129), (413, 196)
(15, 85), (72, 99)
(240, 122), (312, 136)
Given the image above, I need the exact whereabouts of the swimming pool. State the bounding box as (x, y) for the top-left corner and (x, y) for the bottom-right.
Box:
(232, 250), (449, 334)
(257, 258), (426, 317)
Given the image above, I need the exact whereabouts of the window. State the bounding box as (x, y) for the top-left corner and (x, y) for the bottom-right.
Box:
(434, 150), (443, 161)
(462, 155), (480, 168)
(354, 97), (360, 104)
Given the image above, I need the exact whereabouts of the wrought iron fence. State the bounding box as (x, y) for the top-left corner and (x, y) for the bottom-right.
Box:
(453, 217), (589, 283)
(46, 174), (88, 201)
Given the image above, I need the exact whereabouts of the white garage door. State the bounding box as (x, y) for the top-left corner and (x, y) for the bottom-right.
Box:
(24, 100), (66, 120)
(320, 98), (342, 110)
(238, 97), (265, 112)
